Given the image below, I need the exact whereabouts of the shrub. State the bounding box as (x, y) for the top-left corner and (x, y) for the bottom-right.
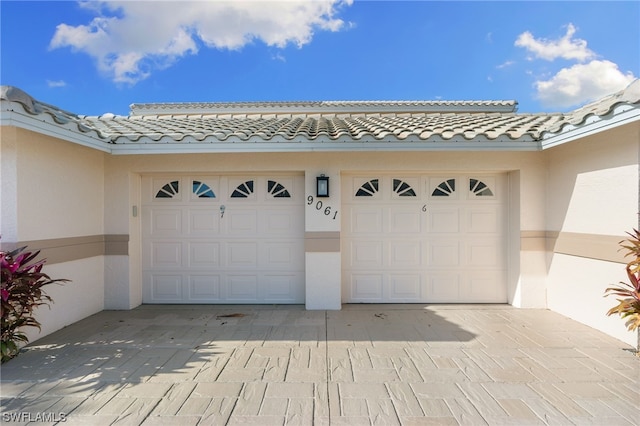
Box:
(1, 246), (68, 363)
(605, 229), (640, 336)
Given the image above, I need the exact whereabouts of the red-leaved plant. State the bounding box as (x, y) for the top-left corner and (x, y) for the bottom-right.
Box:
(605, 229), (640, 342)
(1, 246), (68, 363)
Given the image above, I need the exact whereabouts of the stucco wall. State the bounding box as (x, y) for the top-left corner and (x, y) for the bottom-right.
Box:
(6, 120), (638, 347)
(104, 150), (547, 309)
(12, 130), (105, 240)
(545, 123), (640, 347)
(1, 127), (106, 342)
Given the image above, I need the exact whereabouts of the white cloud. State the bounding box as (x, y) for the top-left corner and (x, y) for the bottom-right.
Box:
(515, 23), (595, 62)
(535, 60), (636, 108)
(50, 0), (353, 85)
(47, 80), (67, 88)
(496, 60), (514, 69)
(514, 23), (636, 109)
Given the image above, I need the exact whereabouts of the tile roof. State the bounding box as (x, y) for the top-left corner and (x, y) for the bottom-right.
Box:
(87, 111), (565, 143)
(129, 99), (519, 115)
(1, 80), (639, 150)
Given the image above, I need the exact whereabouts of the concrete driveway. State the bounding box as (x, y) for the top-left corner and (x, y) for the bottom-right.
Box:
(1, 304), (638, 425)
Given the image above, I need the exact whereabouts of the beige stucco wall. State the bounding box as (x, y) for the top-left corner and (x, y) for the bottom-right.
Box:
(1, 127), (106, 342)
(104, 150), (548, 309)
(10, 129), (105, 240)
(6, 119), (638, 347)
(545, 122), (640, 347)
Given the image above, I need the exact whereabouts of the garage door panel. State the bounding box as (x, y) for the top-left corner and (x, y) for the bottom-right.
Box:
(227, 275), (259, 300)
(150, 274), (183, 300)
(264, 242), (303, 268)
(428, 241), (461, 267)
(427, 274), (460, 301)
(150, 242), (182, 268)
(464, 271), (506, 301)
(350, 240), (383, 267)
(227, 210), (258, 234)
(264, 274), (304, 302)
(351, 274), (384, 301)
(148, 208), (182, 236)
(188, 242), (220, 267)
(467, 239), (501, 267)
(389, 275), (421, 301)
(389, 209), (422, 233)
(189, 275), (221, 300)
(466, 208), (501, 233)
(350, 208), (383, 233)
(390, 240), (422, 267)
(261, 209), (302, 234)
(429, 209), (460, 233)
(189, 209), (220, 235)
(227, 242), (258, 267)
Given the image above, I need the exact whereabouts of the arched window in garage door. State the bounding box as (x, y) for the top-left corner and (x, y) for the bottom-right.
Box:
(392, 179), (417, 197)
(155, 180), (180, 199)
(431, 179), (456, 197)
(355, 179), (379, 197)
(231, 180), (254, 198)
(267, 180), (291, 198)
(192, 180), (216, 198)
(470, 178), (494, 197)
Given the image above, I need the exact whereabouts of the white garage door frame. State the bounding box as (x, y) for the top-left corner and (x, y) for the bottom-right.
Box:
(141, 173), (305, 304)
(343, 172), (508, 303)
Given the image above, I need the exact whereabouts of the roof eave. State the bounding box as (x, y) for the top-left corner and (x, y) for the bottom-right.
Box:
(108, 138), (541, 155)
(539, 105), (640, 150)
(0, 104), (113, 153)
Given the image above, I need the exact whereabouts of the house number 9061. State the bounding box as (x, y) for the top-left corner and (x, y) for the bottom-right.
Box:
(307, 195), (339, 220)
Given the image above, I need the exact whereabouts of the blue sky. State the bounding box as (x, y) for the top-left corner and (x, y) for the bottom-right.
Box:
(1, 1), (638, 116)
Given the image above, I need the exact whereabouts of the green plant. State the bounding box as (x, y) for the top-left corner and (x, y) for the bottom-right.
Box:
(1, 246), (68, 363)
(605, 229), (640, 334)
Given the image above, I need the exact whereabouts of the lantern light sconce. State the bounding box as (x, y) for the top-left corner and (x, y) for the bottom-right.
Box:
(316, 174), (330, 197)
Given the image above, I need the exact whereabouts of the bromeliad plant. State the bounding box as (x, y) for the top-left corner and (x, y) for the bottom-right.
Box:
(605, 229), (640, 343)
(1, 246), (68, 363)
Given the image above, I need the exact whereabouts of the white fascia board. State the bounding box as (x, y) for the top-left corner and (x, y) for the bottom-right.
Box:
(540, 106), (640, 150)
(109, 139), (540, 155)
(0, 109), (113, 153)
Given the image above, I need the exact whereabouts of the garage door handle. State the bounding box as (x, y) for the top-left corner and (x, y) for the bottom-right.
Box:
(220, 205), (226, 218)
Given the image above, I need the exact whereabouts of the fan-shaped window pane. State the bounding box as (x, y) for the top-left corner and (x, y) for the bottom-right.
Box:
(470, 179), (494, 197)
(231, 180), (254, 198)
(393, 179), (416, 197)
(268, 180), (291, 198)
(355, 179), (379, 197)
(431, 179), (455, 197)
(192, 181), (216, 198)
(155, 181), (179, 198)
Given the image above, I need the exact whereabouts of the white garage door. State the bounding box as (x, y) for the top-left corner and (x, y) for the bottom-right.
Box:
(343, 174), (507, 303)
(142, 175), (304, 304)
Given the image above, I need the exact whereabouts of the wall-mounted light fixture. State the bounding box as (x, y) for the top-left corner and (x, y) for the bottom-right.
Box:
(316, 174), (330, 197)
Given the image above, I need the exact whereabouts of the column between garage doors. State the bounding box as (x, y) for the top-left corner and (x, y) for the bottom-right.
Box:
(304, 171), (342, 310)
